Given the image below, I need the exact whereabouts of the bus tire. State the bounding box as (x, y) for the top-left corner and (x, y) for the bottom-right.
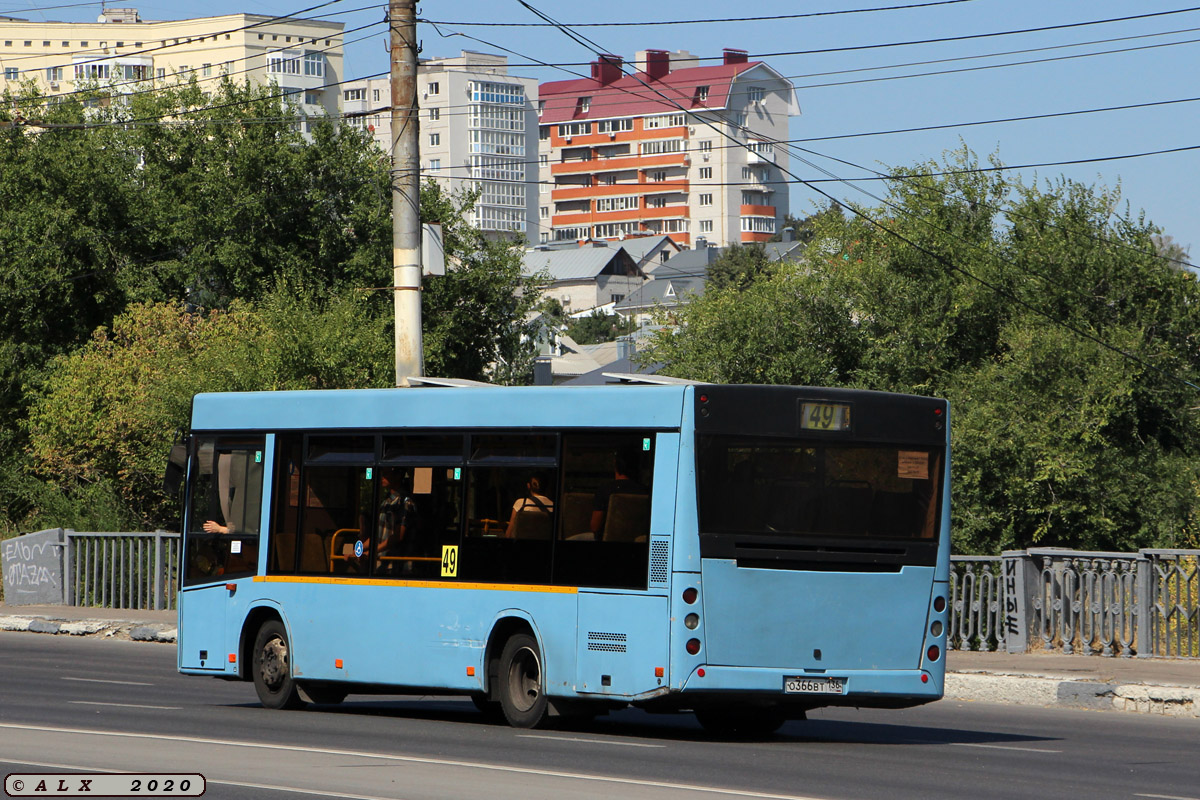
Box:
(252, 620), (305, 710)
(695, 706), (786, 738)
(498, 633), (549, 729)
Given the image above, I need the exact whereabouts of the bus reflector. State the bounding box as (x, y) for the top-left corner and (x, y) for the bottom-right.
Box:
(926, 645), (940, 662)
(933, 596), (946, 613)
(922, 673), (929, 684)
(682, 588), (698, 604)
(228, 653), (236, 664)
(697, 668), (706, 678)
(335, 659), (344, 669)
(655, 667), (664, 678)
(686, 638), (701, 655)
(467, 666), (475, 677)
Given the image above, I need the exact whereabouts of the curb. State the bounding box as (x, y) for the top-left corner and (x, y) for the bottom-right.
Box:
(946, 671), (1200, 719)
(0, 615), (176, 643)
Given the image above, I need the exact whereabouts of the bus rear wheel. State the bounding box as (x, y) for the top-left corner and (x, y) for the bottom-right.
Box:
(252, 620), (305, 710)
(498, 633), (549, 728)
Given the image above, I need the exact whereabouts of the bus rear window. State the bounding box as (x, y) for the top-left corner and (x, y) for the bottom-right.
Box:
(697, 436), (942, 540)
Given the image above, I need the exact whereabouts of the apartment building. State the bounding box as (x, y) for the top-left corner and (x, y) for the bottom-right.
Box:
(0, 8), (344, 118)
(538, 48), (799, 248)
(412, 50), (539, 241)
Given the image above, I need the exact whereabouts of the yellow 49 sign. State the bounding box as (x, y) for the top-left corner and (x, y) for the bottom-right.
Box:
(440, 545), (458, 578)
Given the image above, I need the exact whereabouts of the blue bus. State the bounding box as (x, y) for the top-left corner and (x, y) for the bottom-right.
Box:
(175, 382), (950, 733)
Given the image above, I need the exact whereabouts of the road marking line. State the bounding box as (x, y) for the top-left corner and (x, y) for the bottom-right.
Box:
(0, 723), (831, 800)
(518, 734), (666, 748)
(951, 743), (1062, 754)
(67, 701), (181, 710)
(62, 677), (154, 686)
(1135, 794), (1200, 800)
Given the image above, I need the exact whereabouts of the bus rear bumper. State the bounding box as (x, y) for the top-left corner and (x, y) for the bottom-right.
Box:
(674, 665), (944, 707)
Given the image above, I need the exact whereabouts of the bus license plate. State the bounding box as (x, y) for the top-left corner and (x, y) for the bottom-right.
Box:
(785, 676), (845, 695)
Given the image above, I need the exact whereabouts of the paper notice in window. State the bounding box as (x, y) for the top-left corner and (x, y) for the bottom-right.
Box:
(414, 467), (433, 494)
(898, 451), (929, 480)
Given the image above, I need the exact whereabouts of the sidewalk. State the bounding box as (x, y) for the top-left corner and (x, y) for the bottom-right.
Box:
(2, 602), (1197, 718)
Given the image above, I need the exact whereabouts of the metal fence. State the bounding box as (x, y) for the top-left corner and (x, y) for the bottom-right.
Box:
(65, 530), (180, 611)
(951, 549), (1200, 658)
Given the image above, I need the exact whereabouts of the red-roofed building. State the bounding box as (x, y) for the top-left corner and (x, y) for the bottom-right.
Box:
(536, 48), (799, 248)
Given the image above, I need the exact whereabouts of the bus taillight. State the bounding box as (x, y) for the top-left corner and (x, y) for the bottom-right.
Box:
(682, 587), (698, 604)
(686, 638), (701, 655)
(926, 645), (940, 662)
(933, 596), (946, 613)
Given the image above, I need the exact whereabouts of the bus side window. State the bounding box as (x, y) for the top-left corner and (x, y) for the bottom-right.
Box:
(184, 436), (265, 585)
(553, 433), (653, 590)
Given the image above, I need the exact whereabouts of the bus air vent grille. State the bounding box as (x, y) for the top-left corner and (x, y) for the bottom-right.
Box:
(649, 538), (670, 584)
(587, 631), (628, 652)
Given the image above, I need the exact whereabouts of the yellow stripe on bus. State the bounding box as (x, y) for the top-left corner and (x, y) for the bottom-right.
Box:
(251, 575), (578, 594)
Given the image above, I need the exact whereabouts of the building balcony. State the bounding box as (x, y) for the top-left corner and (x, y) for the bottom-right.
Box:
(552, 205), (690, 227)
(740, 204), (777, 217)
(550, 152), (688, 176)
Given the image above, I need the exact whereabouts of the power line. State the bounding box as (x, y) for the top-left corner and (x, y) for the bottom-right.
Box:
(422, 0), (980, 27)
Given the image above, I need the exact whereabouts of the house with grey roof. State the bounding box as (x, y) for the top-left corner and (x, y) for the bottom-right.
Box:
(522, 242), (647, 314)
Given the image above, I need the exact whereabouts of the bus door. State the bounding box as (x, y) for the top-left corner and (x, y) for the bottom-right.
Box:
(569, 432), (676, 697)
(179, 436), (267, 671)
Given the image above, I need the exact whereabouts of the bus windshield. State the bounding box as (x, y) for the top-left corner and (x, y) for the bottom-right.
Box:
(697, 436), (943, 540)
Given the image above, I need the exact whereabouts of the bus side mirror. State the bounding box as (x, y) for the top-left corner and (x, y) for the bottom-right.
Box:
(163, 443), (187, 494)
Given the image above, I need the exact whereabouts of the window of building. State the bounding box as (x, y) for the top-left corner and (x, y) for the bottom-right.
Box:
(698, 140), (713, 152)
(429, 159), (441, 172)
(742, 166), (753, 180)
(649, 171), (667, 182)
(156, 68), (165, 79)
(731, 111), (747, 128)
(599, 174), (617, 185)
(740, 216), (777, 233)
(429, 107), (440, 120)
(646, 196), (667, 208)
(577, 96), (590, 113)
(641, 139), (683, 156)
(540, 207), (549, 219)
(202, 63), (212, 77)
(695, 85), (709, 103)
(699, 167), (712, 180)
(3, 67), (17, 80)
(748, 86), (765, 103)
(596, 196), (639, 213)
(644, 113), (686, 129)
(430, 132), (440, 146)
(45, 66), (63, 82)
(537, 100), (545, 117)
(267, 53), (301, 75)
(610, 294), (624, 304)
(304, 52), (324, 77)
(597, 118), (633, 134)
(700, 219), (713, 233)
(373, 88), (380, 102)
(540, 232), (550, 243)
(539, 154), (548, 166)
(540, 183), (548, 194)
(344, 88), (364, 101)
(427, 81), (440, 95)
(540, 125), (550, 141)
(44, 41), (52, 47)
(556, 121), (592, 137)
(304, 91), (320, 105)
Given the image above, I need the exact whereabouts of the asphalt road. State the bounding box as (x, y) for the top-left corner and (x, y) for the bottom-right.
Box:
(1, 632), (1196, 800)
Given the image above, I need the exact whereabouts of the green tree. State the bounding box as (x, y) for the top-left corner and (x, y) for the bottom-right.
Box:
(565, 310), (635, 345)
(707, 244), (775, 292)
(640, 149), (1200, 553)
(420, 181), (548, 384)
(23, 289), (392, 529)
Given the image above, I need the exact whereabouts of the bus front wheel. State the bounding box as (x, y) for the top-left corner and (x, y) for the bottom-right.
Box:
(252, 620), (305, 710)
(498, 633), (549, 728)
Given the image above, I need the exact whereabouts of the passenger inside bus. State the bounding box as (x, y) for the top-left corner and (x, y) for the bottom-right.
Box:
(375, 468), (422, 575)
(505, 474), (554, 539)
(591, 450), (649, 541)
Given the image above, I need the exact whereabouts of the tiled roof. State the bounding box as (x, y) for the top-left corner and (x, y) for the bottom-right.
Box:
(540, 61), (757, 124)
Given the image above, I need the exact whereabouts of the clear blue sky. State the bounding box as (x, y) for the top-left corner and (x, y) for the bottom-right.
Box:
(10, 0), (1197, 261)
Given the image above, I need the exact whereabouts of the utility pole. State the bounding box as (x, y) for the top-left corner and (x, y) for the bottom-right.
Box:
(390, 0), (422, 385)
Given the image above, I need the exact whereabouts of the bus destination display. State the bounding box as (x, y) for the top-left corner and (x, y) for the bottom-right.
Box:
(800, 402), (852, 431)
